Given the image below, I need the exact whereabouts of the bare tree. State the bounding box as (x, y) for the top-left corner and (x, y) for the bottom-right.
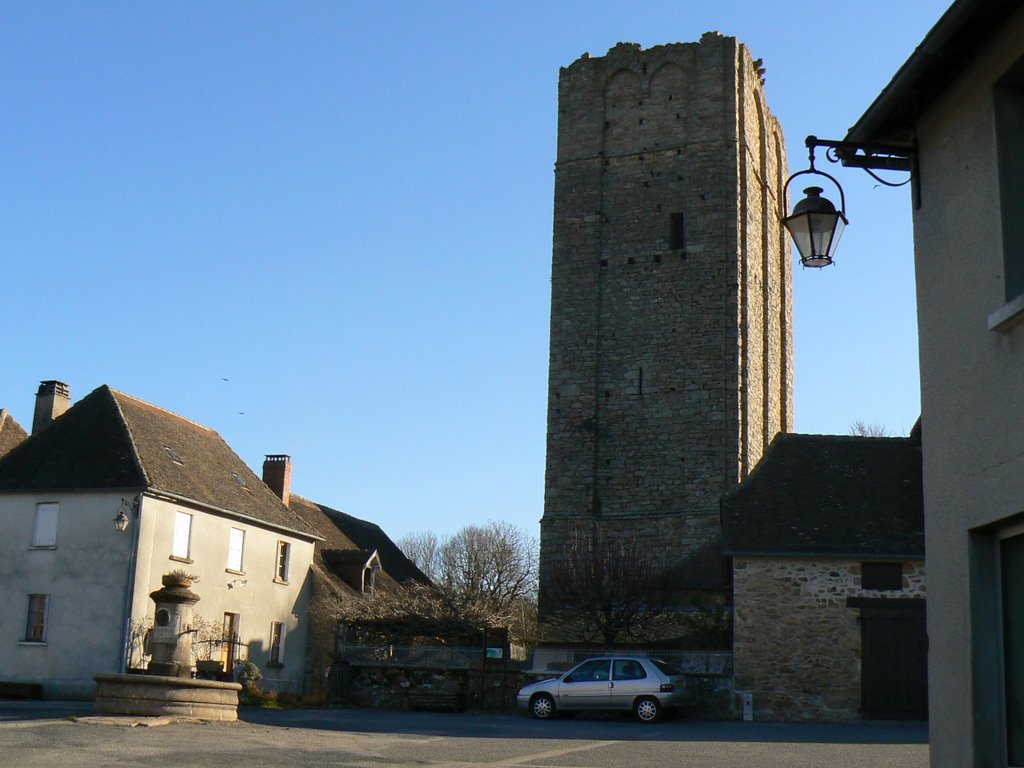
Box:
(360, 521), (538, 644)
(542, 523), (674, 646)
(396, 530), (442, 581)
(850, 419), (890, 437)
(437, 521), (538, 619)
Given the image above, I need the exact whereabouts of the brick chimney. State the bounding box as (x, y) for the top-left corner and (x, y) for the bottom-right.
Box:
(262, 454), (292, 507)
(32, 380), (71, 435)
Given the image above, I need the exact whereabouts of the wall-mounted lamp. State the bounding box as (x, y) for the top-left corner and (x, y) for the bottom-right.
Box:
(113, 497), (135, 532)
(783, 135), (915, 268)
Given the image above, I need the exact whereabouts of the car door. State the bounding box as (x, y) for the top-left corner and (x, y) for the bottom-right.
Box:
(610, 658), (651, 710)
(557, 658), (613, 710)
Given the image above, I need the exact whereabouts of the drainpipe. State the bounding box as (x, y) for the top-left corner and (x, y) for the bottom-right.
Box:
(118, 494), (143, 673)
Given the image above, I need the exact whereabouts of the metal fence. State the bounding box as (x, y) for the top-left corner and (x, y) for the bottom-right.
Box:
(335, 642), (732, 677)
(529, 647), (732, 676)
(337, 644), (481, 669)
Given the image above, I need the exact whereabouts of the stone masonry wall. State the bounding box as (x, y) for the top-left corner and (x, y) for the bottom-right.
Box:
(539, 33), (791, 625)
(732, 557), (926, 721)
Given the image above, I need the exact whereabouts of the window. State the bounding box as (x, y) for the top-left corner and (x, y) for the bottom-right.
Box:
(269, 621), (285, 666)
(566, 659), (611, 683)
(227, 528), (245, 572)
(862, 562), (903, 591)
(995, 58), (1024, 302)
(613, 659), (647, 680)
(172, 511), (193, 560)
(31, 502), (58, 548)
(363, 563), (379, 596)
(275, 541), (290, 582)
(668, 212), (686, 250)
(24, 594), (48, 643)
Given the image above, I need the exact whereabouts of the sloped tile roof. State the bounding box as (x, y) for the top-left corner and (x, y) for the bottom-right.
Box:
(0, 387), (143, 489)
(0, 409), (28, 459)
(722, 432), (923, 557)
(288, 493), (429, 588)
(0, 385), (318, 539)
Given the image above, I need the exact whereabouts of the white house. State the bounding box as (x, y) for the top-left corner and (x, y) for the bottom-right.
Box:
(0, 381), (321, 699)
(832, 0), (1024, 764)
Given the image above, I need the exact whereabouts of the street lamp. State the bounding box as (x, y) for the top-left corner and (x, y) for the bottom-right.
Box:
(784, 183), (847, 269)
(114, 497), (133, 532)
(782, 135), (915, 267)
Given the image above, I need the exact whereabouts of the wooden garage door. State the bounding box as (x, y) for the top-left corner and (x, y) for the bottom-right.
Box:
(850, 598), (928, 720)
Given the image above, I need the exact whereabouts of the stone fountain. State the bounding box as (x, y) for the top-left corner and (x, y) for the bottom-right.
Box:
(94, 573), (242, 721)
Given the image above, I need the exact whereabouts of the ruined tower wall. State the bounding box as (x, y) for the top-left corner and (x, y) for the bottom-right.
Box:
(539, 34), (791, 624)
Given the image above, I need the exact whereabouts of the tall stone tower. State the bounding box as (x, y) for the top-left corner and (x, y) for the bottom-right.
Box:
(539, 33), (792, 626)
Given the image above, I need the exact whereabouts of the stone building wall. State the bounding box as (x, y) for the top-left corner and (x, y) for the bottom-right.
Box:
(539, 32), (791, 625)
(732, 556), (927, 721)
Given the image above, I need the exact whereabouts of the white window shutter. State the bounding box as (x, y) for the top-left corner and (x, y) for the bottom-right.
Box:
(32, 503), (59, 547)
(172, 511), (192, 558)
(227, 528), (244, 571)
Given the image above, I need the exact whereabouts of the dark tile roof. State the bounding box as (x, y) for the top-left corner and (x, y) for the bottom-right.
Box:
(0, 386), (318, 539)
(287, 493), (429, 589)
(0, 409), (28, 458)
(321, 504), (430, 586)
(722, 432), (923, 558)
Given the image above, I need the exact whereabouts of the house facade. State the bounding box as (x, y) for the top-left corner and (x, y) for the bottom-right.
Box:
(723, 432), (925, 722)
(838, 0), (1024, 763)
(0, 381), (320, 699)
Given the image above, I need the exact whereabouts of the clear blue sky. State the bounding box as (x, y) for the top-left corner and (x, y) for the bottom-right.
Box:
(1, 1), (948, 541)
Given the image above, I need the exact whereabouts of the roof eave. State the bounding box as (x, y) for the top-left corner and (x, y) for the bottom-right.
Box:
(145, 488), (325, 543)
(847, 0), (1019, 143)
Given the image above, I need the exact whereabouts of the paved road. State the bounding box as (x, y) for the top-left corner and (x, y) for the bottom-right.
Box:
(0, 701), (928, 768)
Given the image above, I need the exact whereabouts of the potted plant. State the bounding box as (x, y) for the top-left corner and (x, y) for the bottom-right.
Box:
(162, 569), (199, 588)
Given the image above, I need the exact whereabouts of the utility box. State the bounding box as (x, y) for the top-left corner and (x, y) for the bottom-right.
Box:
(739, 691), (754, 721)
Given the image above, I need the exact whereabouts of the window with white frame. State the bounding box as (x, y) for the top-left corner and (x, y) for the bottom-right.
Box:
(269, 621), (285, 665)
(172, 511), (193, 560)
(31, 502), (59, 548)
(275, 541), (290, 582)
(227, 527), (245, 572)
(24, 594), (48, 643)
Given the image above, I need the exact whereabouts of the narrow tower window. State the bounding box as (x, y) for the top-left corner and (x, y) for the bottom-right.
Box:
(669, 212), (686, 250)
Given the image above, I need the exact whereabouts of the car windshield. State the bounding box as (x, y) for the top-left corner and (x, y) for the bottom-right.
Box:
(650, 658), (681, 676)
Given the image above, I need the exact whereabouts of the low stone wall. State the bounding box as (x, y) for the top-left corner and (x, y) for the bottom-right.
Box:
(732, 556), (926, 722)
(332, 663), (536, 713)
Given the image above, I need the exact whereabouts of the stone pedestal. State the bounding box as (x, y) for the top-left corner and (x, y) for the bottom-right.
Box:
(148, 579), (200, 678)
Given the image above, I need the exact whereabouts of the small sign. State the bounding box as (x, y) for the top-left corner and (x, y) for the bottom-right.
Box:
(485, 647), (503, 660)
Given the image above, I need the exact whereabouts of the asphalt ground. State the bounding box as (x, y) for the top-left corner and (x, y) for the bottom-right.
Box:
(0, 701), (929, 768)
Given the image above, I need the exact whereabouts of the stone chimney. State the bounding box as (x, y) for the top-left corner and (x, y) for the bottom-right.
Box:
(262, 454), (292, 507)
(32, 380), (71, 435)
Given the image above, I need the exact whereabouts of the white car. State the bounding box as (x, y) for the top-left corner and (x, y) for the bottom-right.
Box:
(517, 656), (687, 722)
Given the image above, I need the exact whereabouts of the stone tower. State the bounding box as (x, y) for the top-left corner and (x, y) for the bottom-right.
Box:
(538, 33), (792, 625)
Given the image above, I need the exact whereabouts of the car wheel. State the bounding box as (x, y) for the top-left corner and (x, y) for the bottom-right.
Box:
(530, 693), (556, 720)
(634, 696), (661, 723)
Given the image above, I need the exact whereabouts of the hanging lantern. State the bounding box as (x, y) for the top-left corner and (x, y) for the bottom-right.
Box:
(783, 186), (847, 268)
